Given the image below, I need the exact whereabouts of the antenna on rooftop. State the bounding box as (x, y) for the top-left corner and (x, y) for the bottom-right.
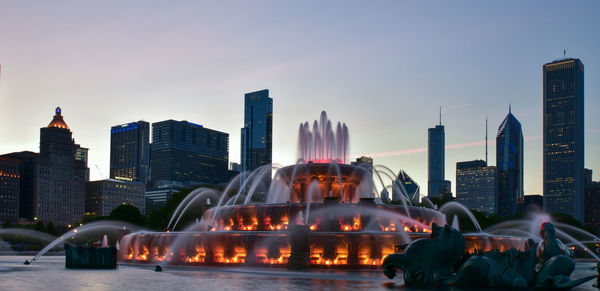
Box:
(485, 116), (488, 165)
(439, 106), (442, 125)
(563, 49), (566, 59)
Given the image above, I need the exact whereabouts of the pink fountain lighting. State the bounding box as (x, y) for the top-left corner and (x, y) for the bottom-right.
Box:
(298, 111), (349, 164)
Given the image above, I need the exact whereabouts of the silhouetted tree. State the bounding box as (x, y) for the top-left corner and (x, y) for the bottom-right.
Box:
(109, 204), (146, 226)
(34, 221), (45, 232)
(46, 221), (58, 236)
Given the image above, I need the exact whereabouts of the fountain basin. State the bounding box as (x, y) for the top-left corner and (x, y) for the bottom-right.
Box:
(118, 230), (526, 268)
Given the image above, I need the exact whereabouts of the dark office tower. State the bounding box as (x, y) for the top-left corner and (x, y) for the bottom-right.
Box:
(496, 107), (524, 217)
(110, 121), (150, 184)
(428, 122), (447, 198)
(456, 160), (499, 214)
(0, 151), (38, 220)
(543, 58), (585, 223)
(150, 120), (229, 185)
(37, 107), (89, 226)
(0, 157), (21, 223)
(584, 181), (600, 236)
(241, 89), (273, 173)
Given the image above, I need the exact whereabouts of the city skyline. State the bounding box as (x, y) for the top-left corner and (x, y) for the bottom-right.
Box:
(1, 2), (600, 197)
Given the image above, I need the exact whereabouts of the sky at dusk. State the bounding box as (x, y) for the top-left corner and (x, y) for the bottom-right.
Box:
(1, 1), (599, 197)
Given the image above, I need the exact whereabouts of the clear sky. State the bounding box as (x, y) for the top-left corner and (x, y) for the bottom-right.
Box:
(1, 1), (599, 196)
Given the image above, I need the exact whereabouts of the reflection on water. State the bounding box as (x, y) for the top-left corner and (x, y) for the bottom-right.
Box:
(0, 256), (597, 291)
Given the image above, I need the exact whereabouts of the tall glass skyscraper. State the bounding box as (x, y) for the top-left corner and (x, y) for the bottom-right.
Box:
(241, 89), (273, 173)
(496, 107), (523, 217)
(543, 58), (585, 223)
(151, 120), (229, 185)
(428, 123), (448, 198)
(110, 121), (150, 184)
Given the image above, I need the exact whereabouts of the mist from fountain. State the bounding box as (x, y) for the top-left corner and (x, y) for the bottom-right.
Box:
(167, 187), (212, 231)
(0, 228), (57, 243)
(298, 111), (348, 164)
(421, 197), (436, 209)
(243, 165), (278, 205)
(481, 212), (600, 261)
(31, 221), (139, 262)
(170, 189), (218, 231)
(438, 202), (482, 232)
(304, 181), (321, 224)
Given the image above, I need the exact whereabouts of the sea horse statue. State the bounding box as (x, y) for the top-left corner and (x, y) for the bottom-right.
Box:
(382, 222), (596, 289)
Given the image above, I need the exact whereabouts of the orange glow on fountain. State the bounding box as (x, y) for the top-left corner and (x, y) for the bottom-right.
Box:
(117, 111), (525, 270)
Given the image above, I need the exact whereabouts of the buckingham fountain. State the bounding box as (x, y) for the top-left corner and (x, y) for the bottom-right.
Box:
(115, 111), (600, 288)
(119, 112), (525, 268)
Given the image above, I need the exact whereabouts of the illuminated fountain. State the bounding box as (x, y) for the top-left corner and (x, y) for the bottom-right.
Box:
(118, 111), (528, 269)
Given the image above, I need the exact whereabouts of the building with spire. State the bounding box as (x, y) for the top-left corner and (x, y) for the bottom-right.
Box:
(2, 107), (89, 225)
(496, 105), (523, 217)
(543, 58), (585, 223)
(37, 107), (89, 225)
(428, 108), (451, 198)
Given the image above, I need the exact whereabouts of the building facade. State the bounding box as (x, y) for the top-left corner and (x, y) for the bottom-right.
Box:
(145, 187), (180, 214)
(85, 179), (146, 216)
(522, 195), (543, 211)
(37, 107), (89, 226)
(0, 151), (38, 220)
(150, 120), (229, 185)
(543, 58), (585, 223)
(584, 181), (600, 236)
(110, 121), (150, 184)
(428, 124), (449, 198)
(496, 107), (524, 217)
(456, 160), (499, 214)
(0, 157), (21, 223)
(241, 89), (273, 173)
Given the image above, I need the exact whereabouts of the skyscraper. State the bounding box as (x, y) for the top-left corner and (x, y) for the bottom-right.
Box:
(456, 160), (499, 214)
(543, 58), (585, 223)
(110, 121), (150, 184)
(496, 106), (524, 217)
(38, 107), (89, 225)
(150, 120), (229, 185)
(241, 89), (273, 173)
(428, 116), (449, 198)
(393, 170), (420, 205)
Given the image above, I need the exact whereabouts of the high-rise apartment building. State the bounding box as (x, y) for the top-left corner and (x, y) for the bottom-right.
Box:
(110, 121), (150, 183)
(496, 107), (523, 217)
(543, 58), (585, 223)
(456, 160), (499, 214)
(241, 89), (272, 173)
(150, 120), (229, 185)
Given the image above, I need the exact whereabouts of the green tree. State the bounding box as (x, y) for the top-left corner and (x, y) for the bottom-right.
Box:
(109, 204), (146, 226)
